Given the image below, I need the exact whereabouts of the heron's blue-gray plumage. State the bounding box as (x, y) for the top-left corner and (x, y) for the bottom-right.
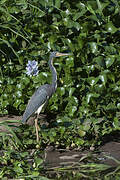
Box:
(22, 84), (53, 123)
(22, 52), (70, 125)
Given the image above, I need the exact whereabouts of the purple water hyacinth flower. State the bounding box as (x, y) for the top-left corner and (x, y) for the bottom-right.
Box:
(26, 60), (39, 77)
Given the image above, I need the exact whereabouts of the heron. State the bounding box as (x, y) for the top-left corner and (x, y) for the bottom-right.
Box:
(22, 51), (70, 142)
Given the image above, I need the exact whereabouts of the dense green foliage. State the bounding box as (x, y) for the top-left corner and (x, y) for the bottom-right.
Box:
(0, 0), (120, 178)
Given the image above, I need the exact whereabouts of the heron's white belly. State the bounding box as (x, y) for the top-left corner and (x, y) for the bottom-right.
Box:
(35, 103), (45, 115)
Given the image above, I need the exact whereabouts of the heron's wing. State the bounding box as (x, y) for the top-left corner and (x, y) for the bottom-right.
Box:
(22, 87), (49, 123)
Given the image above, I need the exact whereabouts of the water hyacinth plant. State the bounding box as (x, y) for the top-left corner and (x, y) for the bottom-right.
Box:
(26, 60), (39, 76)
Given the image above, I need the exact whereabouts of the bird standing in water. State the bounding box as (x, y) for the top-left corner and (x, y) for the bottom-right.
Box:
(22, 52), (70, 142)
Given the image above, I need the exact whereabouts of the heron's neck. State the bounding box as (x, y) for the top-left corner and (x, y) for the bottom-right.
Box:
(48, 56), (57, 91)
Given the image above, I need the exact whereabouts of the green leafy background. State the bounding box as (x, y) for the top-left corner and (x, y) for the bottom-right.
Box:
(0, 0), (120, 178)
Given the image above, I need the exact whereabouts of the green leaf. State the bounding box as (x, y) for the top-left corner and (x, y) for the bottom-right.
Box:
(105, 56), (115, 68)
(105, 21), (118, 33)
(107, 73), (115, 82)
(94, 56), (105, 68)
(113, 117), (120, 129)
(1, 100), (9, 107)
(96, 0), (104, 16)
(78, 129), (86, 137)
(89, 42), (98, 54)
(68, 106), (77, 117)
(16, 91), (22, 98)
(69, 87), (75, 97)
(35, 158), (43, 167)
(87, 3), (96, 15)
(54, 0), (61, 8)
(99, 74), (107, 85)
(14, 166), (23, 173)
(22, 77), (30, 85)
(0, 0), (7, 4)
(86, 93), (100, 104)
(27, 3), (45, 17)
(19, 104), (26, 111)
(57, 87), (65, 96)
(117, 103), (120, 109)
(87, 77), (99, 86)
(13, 99), (21, 108)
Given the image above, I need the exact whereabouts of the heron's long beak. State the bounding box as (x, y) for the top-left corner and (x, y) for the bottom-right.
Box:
(56, 52), (71, 57)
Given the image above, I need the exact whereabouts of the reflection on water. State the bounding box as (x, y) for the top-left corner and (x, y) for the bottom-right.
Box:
(43, 142), (120, 179)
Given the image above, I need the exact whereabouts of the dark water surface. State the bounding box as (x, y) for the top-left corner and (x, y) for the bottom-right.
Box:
(42, 142), (120, 179)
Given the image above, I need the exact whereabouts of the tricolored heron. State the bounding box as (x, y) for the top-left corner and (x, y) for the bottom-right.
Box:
(22, 52), (70, 142)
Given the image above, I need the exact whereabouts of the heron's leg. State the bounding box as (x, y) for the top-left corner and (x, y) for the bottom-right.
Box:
(35, 115), (39, 142)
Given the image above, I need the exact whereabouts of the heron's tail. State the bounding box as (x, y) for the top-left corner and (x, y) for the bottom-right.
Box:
(22, 117), (27, 124)
(22, 113), (29, 124)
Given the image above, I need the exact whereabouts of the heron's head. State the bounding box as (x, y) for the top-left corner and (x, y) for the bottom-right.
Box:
(50, 51), (71, 58)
